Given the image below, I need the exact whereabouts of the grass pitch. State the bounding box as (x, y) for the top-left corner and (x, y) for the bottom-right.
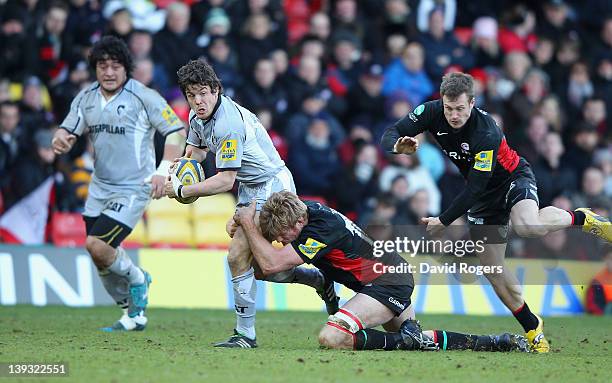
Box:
(1, 306), (610, 383)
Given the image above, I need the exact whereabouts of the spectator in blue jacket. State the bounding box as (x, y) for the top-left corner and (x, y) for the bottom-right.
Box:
(381, 42), (433, 105)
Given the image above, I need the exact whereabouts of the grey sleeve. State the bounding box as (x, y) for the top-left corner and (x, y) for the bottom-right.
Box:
(60, 88), (88, 136)
(214, 124), (245, 170)
(143, 89), (183, 136)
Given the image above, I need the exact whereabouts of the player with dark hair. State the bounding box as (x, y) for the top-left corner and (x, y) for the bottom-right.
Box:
(231, 191), (528, 352)
(164, 59), (338, 348)
(381, 72), (611, 353)
(52, 35), (185, 331)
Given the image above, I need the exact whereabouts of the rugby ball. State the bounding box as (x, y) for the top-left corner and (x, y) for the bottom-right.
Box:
(174, 158), (204, 204)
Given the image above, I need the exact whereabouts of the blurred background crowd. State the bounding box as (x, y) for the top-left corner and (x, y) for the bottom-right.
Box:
(0, 0), (610, 259)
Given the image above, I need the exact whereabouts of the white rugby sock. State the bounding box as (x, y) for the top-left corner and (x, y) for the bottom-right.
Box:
(232, 267), (257, 340)
(108, 247), (145, 285)
(98, 268), (129, 307)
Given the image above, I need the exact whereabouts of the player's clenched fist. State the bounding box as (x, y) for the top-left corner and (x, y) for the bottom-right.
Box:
(51, 129), (76, 155)
(393, 136), (419, 154)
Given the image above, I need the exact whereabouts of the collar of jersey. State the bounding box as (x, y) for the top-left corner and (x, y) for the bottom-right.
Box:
(200, 93), (223, 124)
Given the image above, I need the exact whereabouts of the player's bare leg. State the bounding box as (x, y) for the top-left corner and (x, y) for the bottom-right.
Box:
(318, 295), (526, 352)
(86, 236), (150, 331)
(511, 199), (610, 242)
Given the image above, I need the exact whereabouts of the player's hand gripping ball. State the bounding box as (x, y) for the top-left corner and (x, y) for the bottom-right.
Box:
(173, 158), (204, 204)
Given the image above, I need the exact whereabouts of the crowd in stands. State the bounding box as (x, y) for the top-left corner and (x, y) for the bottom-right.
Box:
(0, 0), (610, 260)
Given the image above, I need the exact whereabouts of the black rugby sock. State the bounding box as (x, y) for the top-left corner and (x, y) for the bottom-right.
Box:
(512, 302), (539, 332)
(433, 330), (479, 350)
(354, 329), (404, 350)
(569, 210), (586, 226)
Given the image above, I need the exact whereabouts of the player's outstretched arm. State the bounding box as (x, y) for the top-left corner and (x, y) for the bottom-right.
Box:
(234, 202), (304, 275)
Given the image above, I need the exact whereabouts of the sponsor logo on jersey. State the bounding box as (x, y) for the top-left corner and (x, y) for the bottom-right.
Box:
(473, 150), (493, 171)
(162, 105), (180, 126)
(436, 131), (448, 136)
(88, 124), (126, 135)
(298, 238), (327, 259)
(461, 142), (470, 151)
(413, 104), (425, 115)
(221, 139), (237, 161)
(117, 105), (125, 115)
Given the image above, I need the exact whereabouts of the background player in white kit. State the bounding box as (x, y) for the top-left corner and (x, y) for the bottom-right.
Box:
(52, 36), (185, 331)
(164, 59), (338, 348)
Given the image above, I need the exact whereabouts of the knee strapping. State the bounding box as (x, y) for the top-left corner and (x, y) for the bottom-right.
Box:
(327, 308), (364, 333)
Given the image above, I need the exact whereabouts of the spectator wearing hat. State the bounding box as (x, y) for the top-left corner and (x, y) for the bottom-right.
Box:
(381, 42), (434, 105)
(198, 7), (232, 47)
(152, 2), (201, 87)
(239, 57), (290, 126)
(471, 16), (502, 68)
(345, 62), (385, 129)
(190, 0), (228, 33)
(418, 6), (474, 82)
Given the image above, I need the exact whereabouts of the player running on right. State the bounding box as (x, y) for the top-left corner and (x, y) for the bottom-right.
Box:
(381, 72), (611, 352)
(232, 191), (529, 352)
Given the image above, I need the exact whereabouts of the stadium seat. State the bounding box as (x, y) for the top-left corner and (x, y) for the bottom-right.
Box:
(192, 193), (236, 220)
(51, 212), (86, 247)
(147, 197), (192, 220)
(147, 217), (194, 248)
(123, 219), (148, 248)
(193, 217), (231, 249)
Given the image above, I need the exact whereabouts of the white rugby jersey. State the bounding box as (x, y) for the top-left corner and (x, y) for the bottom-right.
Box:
(186, 94), (285, 185)
(60, 79), (183, 186)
